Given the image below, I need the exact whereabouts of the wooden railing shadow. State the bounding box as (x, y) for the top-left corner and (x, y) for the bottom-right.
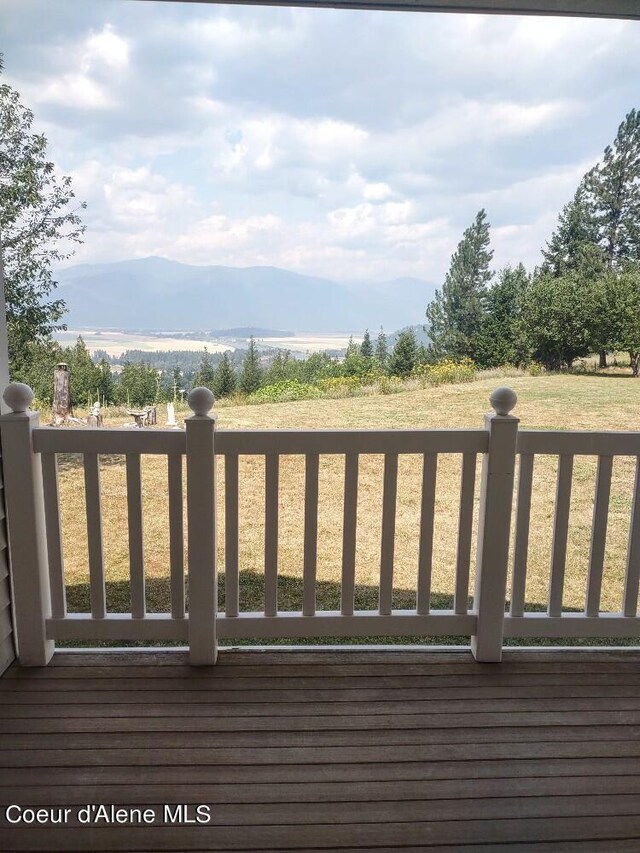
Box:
(60, 570), (637, 649)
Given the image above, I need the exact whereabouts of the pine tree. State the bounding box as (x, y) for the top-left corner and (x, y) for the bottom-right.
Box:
(541, 183), (601, 276)
(343, 335), (366, 376)
(360, 329), (373, 358)
(584, 108), (640, 267)
(474, 264), (530, 368)
(266, 350), (290, 384)
(96, 358), (115, 405)
(299, 351), (334, 384)
(239, 336), (262, 394)
(416, 344), (430, 365)
(193, 348), (216, 390)
(425, 209), (493, 360)
(65, 336), (100, 407)
(375, 327), (388, 367)
(212, 352), (237, 398)
(388, 328), (418, 376)
(115, 361), (158, 407)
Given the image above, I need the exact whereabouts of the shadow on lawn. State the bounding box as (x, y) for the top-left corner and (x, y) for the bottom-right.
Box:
(59, 570), (639, 649)
(57, 453), (127, 473)
(570, 368), (635, 379)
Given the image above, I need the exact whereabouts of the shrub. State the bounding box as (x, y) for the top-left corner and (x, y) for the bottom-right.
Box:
(248, 379), (321, 403)
(413, 358), (477, 387)
(248, 380), (320, 404)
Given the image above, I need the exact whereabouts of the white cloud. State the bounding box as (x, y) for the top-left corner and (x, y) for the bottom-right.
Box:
(363, 182), (393, 202)
(4, 1), (638, 284)
(83, 25), (129, 71)
(181, 13), (303, 58)
(26, 72), (114, 110)
(20, 24), (129, 111)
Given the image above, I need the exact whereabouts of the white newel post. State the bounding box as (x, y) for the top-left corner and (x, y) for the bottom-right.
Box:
(0, 383), (54, 666)
(471, 387), (519, 663)
(186, 387), (218, 665)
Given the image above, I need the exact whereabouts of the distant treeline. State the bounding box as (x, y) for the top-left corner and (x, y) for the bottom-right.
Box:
(22, 327), (426, 408)
(92, 348), (236, 376)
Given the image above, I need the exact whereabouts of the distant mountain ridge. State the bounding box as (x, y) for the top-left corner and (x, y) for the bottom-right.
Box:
(55, 257), (436, 333)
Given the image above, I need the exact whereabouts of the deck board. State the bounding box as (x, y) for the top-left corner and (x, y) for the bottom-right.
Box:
(1, 649), (640, 850)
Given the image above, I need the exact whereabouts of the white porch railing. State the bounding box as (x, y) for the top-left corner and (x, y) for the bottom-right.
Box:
(1, 381), (639, 667)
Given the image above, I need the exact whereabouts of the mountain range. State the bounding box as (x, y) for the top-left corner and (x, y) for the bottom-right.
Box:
(54, 257), (437, 333)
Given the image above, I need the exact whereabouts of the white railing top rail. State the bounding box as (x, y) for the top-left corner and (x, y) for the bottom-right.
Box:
(32, 425), (640, 459)
(518, 430), (640, 456)
(31, 425), (489, 455)
(33, 428), (185, 455)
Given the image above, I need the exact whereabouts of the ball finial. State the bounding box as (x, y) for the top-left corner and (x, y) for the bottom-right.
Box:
(188, 387), (215, 417)
(489, 386), (517, 416)
(3, 382), (34, 413)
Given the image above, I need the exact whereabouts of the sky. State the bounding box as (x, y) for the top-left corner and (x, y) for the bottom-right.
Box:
(1, 0), (639, 285)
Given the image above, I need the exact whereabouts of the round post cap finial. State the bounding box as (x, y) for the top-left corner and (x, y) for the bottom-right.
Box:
(187, 387), (215, 416)
(3, 382), (34, 413)
(490, 386), (517, 416)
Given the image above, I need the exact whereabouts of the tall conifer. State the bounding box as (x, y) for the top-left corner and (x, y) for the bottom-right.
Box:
(239, 336), (262, 394)
(426, 209), (493, 360)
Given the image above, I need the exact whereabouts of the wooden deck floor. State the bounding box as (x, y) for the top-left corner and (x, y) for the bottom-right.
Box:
(2, 649), (640, 851)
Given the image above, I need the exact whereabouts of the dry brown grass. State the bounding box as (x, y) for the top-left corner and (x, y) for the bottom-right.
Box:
(57, 373), (640, 615)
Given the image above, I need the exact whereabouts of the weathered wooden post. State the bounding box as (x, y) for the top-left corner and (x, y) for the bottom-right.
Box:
(0, 383), (54, 665)
(186, 387), (218, 665)
(471, 387), (519, 663)
(52, 363), (72, 424)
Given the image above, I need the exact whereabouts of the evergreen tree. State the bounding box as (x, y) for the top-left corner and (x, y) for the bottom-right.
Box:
(375, 327), (388, 367)
(474, 264), (530, 368)
(343, 335), (367, 376)
(298, 351), (334, 384)
(416, 344), (430, 366)
(115, 361), (159, 407)
(239, 336), (262, 394)
(584, 108), (640, 267)
(388, 328), (418, 376)
(541, 183), (601, 276)
(360, 329), (373, 358)
(96, 358), (115, 406)
(193, 348), (215, 390)
(65, 336), (101, 407)
(265, 350), (291, 384)
(426, 209), (493, 360)
(212, 352), (238, 398)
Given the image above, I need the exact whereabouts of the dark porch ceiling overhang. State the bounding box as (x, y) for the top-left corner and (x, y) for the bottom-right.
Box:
(131, 0), (640, 21)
